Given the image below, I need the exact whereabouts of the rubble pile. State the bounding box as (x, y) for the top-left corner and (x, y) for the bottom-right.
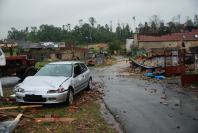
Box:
(119, 67), (161, 83)
(73, 81), (105, 107)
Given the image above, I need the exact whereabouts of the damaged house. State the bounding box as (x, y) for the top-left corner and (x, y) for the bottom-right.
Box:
(131, 30), (198, 86)
(135, 30), (198, 55)
(19, 42), (88, 61)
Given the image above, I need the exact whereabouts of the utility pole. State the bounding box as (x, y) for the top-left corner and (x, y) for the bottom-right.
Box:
(133, 16), (136, 32)
(110, 21), (113, 32)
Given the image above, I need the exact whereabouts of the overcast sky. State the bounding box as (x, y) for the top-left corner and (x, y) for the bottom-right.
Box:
(0, 0), (198, 39)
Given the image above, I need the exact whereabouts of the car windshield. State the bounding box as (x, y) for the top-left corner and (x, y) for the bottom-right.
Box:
(35, 64), (72, 77)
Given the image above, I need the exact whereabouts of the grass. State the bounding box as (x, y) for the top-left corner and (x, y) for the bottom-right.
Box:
(14, 101), (116, 133)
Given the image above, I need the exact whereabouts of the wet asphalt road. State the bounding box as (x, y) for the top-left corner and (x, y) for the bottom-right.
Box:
(92, 57), (198, 133)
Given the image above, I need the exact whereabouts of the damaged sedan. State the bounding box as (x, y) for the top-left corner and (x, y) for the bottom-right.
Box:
(14, 61), (92, 105)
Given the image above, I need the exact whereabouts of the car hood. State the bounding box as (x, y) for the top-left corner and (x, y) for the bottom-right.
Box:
(20, 76), (70, 92)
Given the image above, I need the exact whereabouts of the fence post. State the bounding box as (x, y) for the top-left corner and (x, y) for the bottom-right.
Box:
(0, 80), (3, 97)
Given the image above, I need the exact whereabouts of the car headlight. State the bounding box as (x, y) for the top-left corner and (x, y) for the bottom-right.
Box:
(18, 88), (25, 93)
(47, 87), (67, 94)
(14, 86), (25, 93)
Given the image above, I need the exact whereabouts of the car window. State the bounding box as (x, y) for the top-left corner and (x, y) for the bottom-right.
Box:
(0, 49), (2, 56)
(35, 64), (72, 77)
(74, 63), (82, 76)
(80, 63), (88, 73)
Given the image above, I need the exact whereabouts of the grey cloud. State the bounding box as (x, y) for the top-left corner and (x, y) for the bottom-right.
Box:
(0, 0), (198, 39)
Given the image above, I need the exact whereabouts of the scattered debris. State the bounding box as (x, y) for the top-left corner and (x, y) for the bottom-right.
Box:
(68, 106), (79, 112)
(160, 101), (169, 106)
(161, 94), (167, 99)
(173, 99), (182, 108)
(0, 105), (42, 110)
(146, 88), (157, 94)
(0, 112), (33, 120)
(115, 115), (119, 119)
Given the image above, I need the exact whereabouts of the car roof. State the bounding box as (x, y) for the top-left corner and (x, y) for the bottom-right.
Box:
(49, 61), (84, 65)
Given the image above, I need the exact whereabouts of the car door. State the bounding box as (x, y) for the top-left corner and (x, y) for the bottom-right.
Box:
(79, 63), (89, 89)
(73, 63), (84, 94)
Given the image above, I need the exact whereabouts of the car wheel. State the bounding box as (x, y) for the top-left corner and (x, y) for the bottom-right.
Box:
(66, 89), (73, 106)
(86, 78), (93, 90)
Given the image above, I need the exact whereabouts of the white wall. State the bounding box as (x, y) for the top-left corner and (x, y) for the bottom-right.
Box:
(126, 39), (134, 52)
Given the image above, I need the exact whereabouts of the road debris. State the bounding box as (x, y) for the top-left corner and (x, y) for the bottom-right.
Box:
(161, 94), (167, 99)
(160, 101), (169, 106)
(145, 88), (157, 94)
(172, 98), (182, 108)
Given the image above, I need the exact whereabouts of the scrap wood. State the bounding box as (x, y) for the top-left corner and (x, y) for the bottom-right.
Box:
(35, 117), (76, 123)
(0, 105), (42, 110)
(0, 112), (34, 120)
(68, 106), (79, 112)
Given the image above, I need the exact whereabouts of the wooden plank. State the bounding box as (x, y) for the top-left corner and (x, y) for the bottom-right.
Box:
(0, 111), (34, 119)
(0, 105), (42, 110)
(35, 118), (76, 123)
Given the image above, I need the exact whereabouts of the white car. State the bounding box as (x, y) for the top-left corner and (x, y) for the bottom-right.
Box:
(14, 61), (92, 105)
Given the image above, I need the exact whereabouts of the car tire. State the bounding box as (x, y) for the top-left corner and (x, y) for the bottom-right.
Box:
(66, 89), (74, 106)
(86, 78), (93, 91)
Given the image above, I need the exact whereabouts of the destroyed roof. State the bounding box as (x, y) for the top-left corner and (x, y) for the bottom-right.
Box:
(138, 30), (198, 42)
(20, 43), (44, 49)
(18, 42), (59, 49)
